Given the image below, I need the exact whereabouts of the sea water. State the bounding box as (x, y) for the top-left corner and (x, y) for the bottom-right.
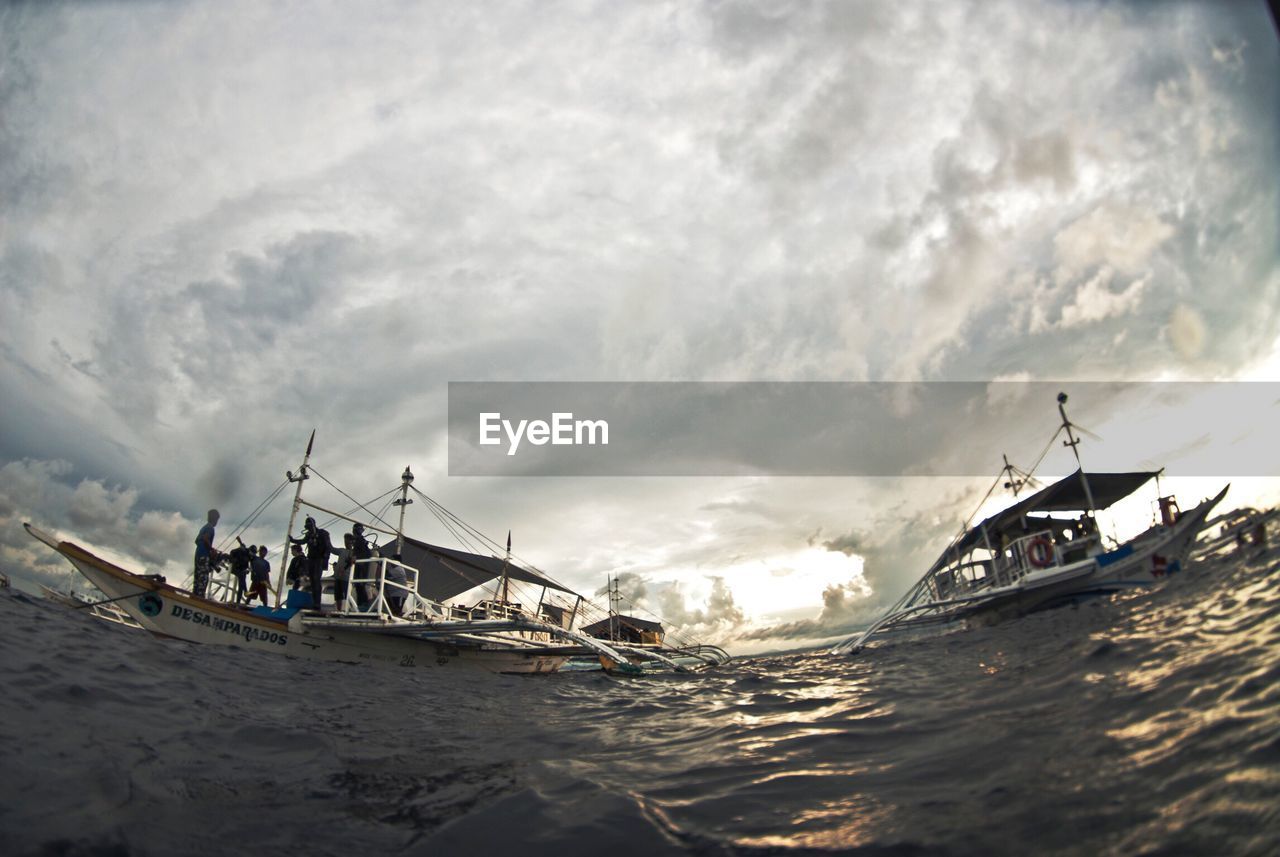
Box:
(1, 546), (1276, 856)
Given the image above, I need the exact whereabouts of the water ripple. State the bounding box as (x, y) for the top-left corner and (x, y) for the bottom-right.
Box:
(1, 548), (1276, 855)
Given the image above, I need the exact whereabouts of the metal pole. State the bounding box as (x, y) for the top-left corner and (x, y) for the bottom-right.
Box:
(609, 574), (618, 641)
(274, 430), (314, 607)
(499, 530), (512, 606)
(1057, 393), (1097, 515)
(1001, 454), (1023, 497)
(393, 466), (414, 557)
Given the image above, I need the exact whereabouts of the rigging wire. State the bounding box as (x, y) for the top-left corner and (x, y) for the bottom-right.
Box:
(244, 484), (399, 560)
(949, 422), (1069, 544)
(416, 490), (484, 554)
(1024, 424), (1066, 481)
(414, 486), (586, 599)
(217, 477), (290, 550)
(411, 486), (497, 555)
(404, 482), (719, 649)
(364, 495), (398, 550)
(309, 467), (399, 533)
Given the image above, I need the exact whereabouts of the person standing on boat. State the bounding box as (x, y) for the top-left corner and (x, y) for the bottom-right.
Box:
(286, 543), (307, 591)
(290, 517), (332, 610)
(385, 553), (407, 617)
(333, 532), (354, 610)
(248, 545), (271, 606)
(226, 540), (253, 604)
(192, 509), (220, 598)
(349, 523), (373, 609)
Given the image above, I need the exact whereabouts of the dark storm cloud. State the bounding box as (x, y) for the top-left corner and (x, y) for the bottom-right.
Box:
(0, 459), (202, 591)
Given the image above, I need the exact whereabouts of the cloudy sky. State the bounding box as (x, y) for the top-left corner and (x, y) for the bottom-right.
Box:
(2, 0), (1277, 653)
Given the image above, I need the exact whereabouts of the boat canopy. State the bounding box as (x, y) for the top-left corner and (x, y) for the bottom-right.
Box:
(580, 614), (664, 644)
(933, 470), (1159, 567)
(381, 535), (580, 604)
(580, 615), (663, 636)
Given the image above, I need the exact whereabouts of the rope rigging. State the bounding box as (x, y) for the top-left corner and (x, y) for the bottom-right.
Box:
(309, 467), (398, 534)
(221, 460), (720, 652)
(217, 477), (290, 550)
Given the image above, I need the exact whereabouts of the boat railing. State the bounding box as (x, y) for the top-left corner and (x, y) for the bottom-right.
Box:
(207, 565), (253, 606)
(1002, 530), (1062, 580)
(336, 557), (446, 621)
(932, 559), (995, 599)
(438, 599), (525, 623)
(930, 530), (1067, 598)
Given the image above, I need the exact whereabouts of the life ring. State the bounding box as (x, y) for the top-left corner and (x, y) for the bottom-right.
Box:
(1027, 537), (1055, 569)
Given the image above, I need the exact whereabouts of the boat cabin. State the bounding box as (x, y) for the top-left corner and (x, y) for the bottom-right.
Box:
(928, 470), (1160, 599)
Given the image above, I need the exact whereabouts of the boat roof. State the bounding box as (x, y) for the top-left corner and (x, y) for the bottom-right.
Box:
(580, 615), (664, 635)
(383, 535), (580, 603)
(933, 469), (1159, 568)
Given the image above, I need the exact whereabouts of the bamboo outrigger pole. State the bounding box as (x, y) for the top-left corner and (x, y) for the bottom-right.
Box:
(273, 430), (315, 607)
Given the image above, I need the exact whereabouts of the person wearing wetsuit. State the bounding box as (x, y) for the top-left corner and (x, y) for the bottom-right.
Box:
(290, 517), (332, 610)
(227, 543), (253, 604)
(286, 543), (307, 591)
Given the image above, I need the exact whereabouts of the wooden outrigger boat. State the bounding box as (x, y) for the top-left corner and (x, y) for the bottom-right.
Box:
(25, 436), (730, 675)
(832, 393), (1228, 655)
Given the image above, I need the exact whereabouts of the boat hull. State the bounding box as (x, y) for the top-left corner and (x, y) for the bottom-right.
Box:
(27, 526), (568, 675)
(963, 487), (1226, 622)
(835, 486), (1228, 653)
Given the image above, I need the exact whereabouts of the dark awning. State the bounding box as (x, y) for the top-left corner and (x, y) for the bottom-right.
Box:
(580, 615), (664, 635)
(379, 535), (581, 604)
(932, 470), (1160, 569)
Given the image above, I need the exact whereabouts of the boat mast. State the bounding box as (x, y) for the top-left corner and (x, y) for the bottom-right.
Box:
(1001, 454), (1025, 497)
(274, 429), (315, 607)
(609, 574), (619, 641)
(1057, 392), (1097, 516)
(497, 530), (512, 606)
(393, 466), (414, 557)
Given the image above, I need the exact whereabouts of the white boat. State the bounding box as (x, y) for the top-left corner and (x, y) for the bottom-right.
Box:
(832, 393), (1228, 654)
(25, 436), (728, 675)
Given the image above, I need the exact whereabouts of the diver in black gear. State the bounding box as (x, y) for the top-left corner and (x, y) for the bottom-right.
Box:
(290, 516), (332, 610)
(226, 540), (253, 604)
(349, 523), (373, 610)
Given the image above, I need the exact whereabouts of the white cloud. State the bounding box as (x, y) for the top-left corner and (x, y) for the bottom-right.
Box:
(1058, 269), (1148, 329)
(1053, 206), (1175, 281)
